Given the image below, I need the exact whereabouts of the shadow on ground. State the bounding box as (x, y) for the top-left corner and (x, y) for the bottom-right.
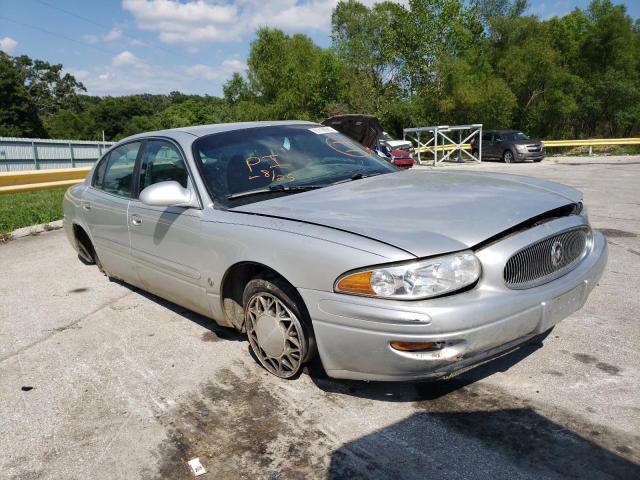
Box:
(111, 278), (244, 342)
(327, 409), (640, 480)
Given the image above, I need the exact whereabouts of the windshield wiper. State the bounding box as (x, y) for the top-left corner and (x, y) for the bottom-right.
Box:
(330, 172), (385, 185)
(226, 172), (387, 200)
(226, 184), (324, 200)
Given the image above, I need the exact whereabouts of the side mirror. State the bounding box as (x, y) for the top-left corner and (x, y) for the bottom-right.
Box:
(139, 181), (198, 208)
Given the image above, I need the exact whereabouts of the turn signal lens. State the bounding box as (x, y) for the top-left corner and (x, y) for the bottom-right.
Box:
(390, 341), (436, 352)
(335, 271), (374, 295)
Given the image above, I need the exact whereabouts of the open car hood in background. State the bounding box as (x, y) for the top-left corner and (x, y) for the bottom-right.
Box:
(321, 115), (383, 149)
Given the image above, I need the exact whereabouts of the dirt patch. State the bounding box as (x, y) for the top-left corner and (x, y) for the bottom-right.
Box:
(572, 352), (598, 364)
(595, 362), (621, 375)
(68, 287), (90, 294)
(146, 369), (334, 480)
(571, 353), (621, 375)
(200, 331), (219, 342)
(599, 228), (637, 238)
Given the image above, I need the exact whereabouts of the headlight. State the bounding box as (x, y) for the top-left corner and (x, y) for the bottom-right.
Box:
(515, 144), (528, 152)
(335, 251), (481, 300)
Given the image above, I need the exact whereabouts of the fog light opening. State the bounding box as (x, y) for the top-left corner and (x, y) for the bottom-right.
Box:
(390, 341), (446, 352)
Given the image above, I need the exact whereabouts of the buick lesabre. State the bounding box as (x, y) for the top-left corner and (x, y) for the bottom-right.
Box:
(63, 121), (607, 380)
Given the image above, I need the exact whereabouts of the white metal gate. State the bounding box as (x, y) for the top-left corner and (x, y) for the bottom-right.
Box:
(403, 124), (483, 166)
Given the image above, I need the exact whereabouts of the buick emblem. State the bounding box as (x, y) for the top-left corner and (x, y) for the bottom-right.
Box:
(550, 240), (563, 267)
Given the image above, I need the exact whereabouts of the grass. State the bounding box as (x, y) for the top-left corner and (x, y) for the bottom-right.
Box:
(0, 187), (67, 238)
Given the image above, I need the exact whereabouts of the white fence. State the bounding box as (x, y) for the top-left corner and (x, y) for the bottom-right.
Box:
(0, 137), (115, 172)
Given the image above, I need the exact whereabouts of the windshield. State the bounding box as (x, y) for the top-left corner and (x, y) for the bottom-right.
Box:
(192, 124), (397, 204)
(503, 131), (530, 141)
(381, 132), (394, 141)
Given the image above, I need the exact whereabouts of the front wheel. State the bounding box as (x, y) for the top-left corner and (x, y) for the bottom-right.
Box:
(243, 277), (315, 379)
(503, 150), (515, 163)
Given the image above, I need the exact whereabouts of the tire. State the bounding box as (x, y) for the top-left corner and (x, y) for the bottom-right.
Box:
(503, 150), (515, 163)
(243, 277), (316, 379)
(76, 227), (105, 274)
(534, 158), (543, 163)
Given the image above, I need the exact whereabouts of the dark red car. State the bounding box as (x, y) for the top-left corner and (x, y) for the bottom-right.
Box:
(388, 149), (414, 169)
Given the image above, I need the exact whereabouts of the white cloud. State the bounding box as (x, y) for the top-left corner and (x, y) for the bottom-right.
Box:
(82, 34), (99, 44)
(112, 50), (141, 67)
(185, 58), (246, 81)
(129, 38), (148, 47)
(122, 0), (401, 46)
(186, 64), (222, 81)
(222, 58), (245, 72)
(104, 28), (123, 41)
(80, 56), (244, 96)
(66, 68), (90, 81)
(82, 28), (123, 45)
(0, 37), (18, 54)
(123, 0), (239, 44)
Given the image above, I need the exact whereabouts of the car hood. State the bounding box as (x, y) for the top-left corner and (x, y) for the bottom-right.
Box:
(386, 139), (413, 149)
(231, 169), (581, 257)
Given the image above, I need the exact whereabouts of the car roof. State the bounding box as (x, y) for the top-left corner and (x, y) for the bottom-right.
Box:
(120, 120), (318, 142)
(484, 129), (520, 134)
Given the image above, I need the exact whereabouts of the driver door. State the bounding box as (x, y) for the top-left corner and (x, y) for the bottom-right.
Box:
(128, 139), (210, 316)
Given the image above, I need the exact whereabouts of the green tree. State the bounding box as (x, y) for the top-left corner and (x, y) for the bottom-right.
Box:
(0, 53), (46, 137)
(11, 54), (86, 115)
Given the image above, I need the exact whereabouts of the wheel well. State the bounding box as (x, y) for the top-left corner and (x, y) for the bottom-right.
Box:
(221, 262), (301, 332)
(73, 224), (95, 263)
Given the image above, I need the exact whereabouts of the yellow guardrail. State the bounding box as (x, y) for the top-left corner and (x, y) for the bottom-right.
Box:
(415, 137), (640, 154)
(0, 167), (90, 195)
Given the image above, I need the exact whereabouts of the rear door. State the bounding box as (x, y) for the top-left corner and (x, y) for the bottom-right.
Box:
(127, 138), (209, 316)
(82, 141), (141, 281)
(482, 132), (496, 159)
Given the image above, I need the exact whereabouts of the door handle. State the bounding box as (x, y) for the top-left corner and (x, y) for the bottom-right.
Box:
(130, 214), (142, 226)
(82, 202), (91, 210)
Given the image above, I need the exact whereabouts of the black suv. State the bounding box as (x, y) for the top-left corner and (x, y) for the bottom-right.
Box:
(471, 129), (544, 163)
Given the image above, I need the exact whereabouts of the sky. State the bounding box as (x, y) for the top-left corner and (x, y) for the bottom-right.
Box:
(0, 0), (638, 98)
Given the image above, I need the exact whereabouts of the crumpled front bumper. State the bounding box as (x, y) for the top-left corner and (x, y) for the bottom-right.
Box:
(299, 225), (607, 381)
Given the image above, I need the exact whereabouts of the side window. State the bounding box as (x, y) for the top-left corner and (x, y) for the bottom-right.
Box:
(138, 140), (188, 192)
(93, 153), (110, 187)
(482, 132), (492, 142)
(100, 142), (141, 197)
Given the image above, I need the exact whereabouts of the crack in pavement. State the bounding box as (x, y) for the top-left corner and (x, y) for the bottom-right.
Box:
(0, 290), (134, 364)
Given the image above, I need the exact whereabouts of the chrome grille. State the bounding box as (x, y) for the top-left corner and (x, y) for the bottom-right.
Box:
(504, 227), (591, 289)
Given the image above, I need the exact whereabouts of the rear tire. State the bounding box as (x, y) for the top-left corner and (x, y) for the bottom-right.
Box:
(75, 226), (105, 274)
(243, 277), (316, 379)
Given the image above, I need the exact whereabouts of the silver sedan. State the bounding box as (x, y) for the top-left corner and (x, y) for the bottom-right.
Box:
(63, 121), (607, 380)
